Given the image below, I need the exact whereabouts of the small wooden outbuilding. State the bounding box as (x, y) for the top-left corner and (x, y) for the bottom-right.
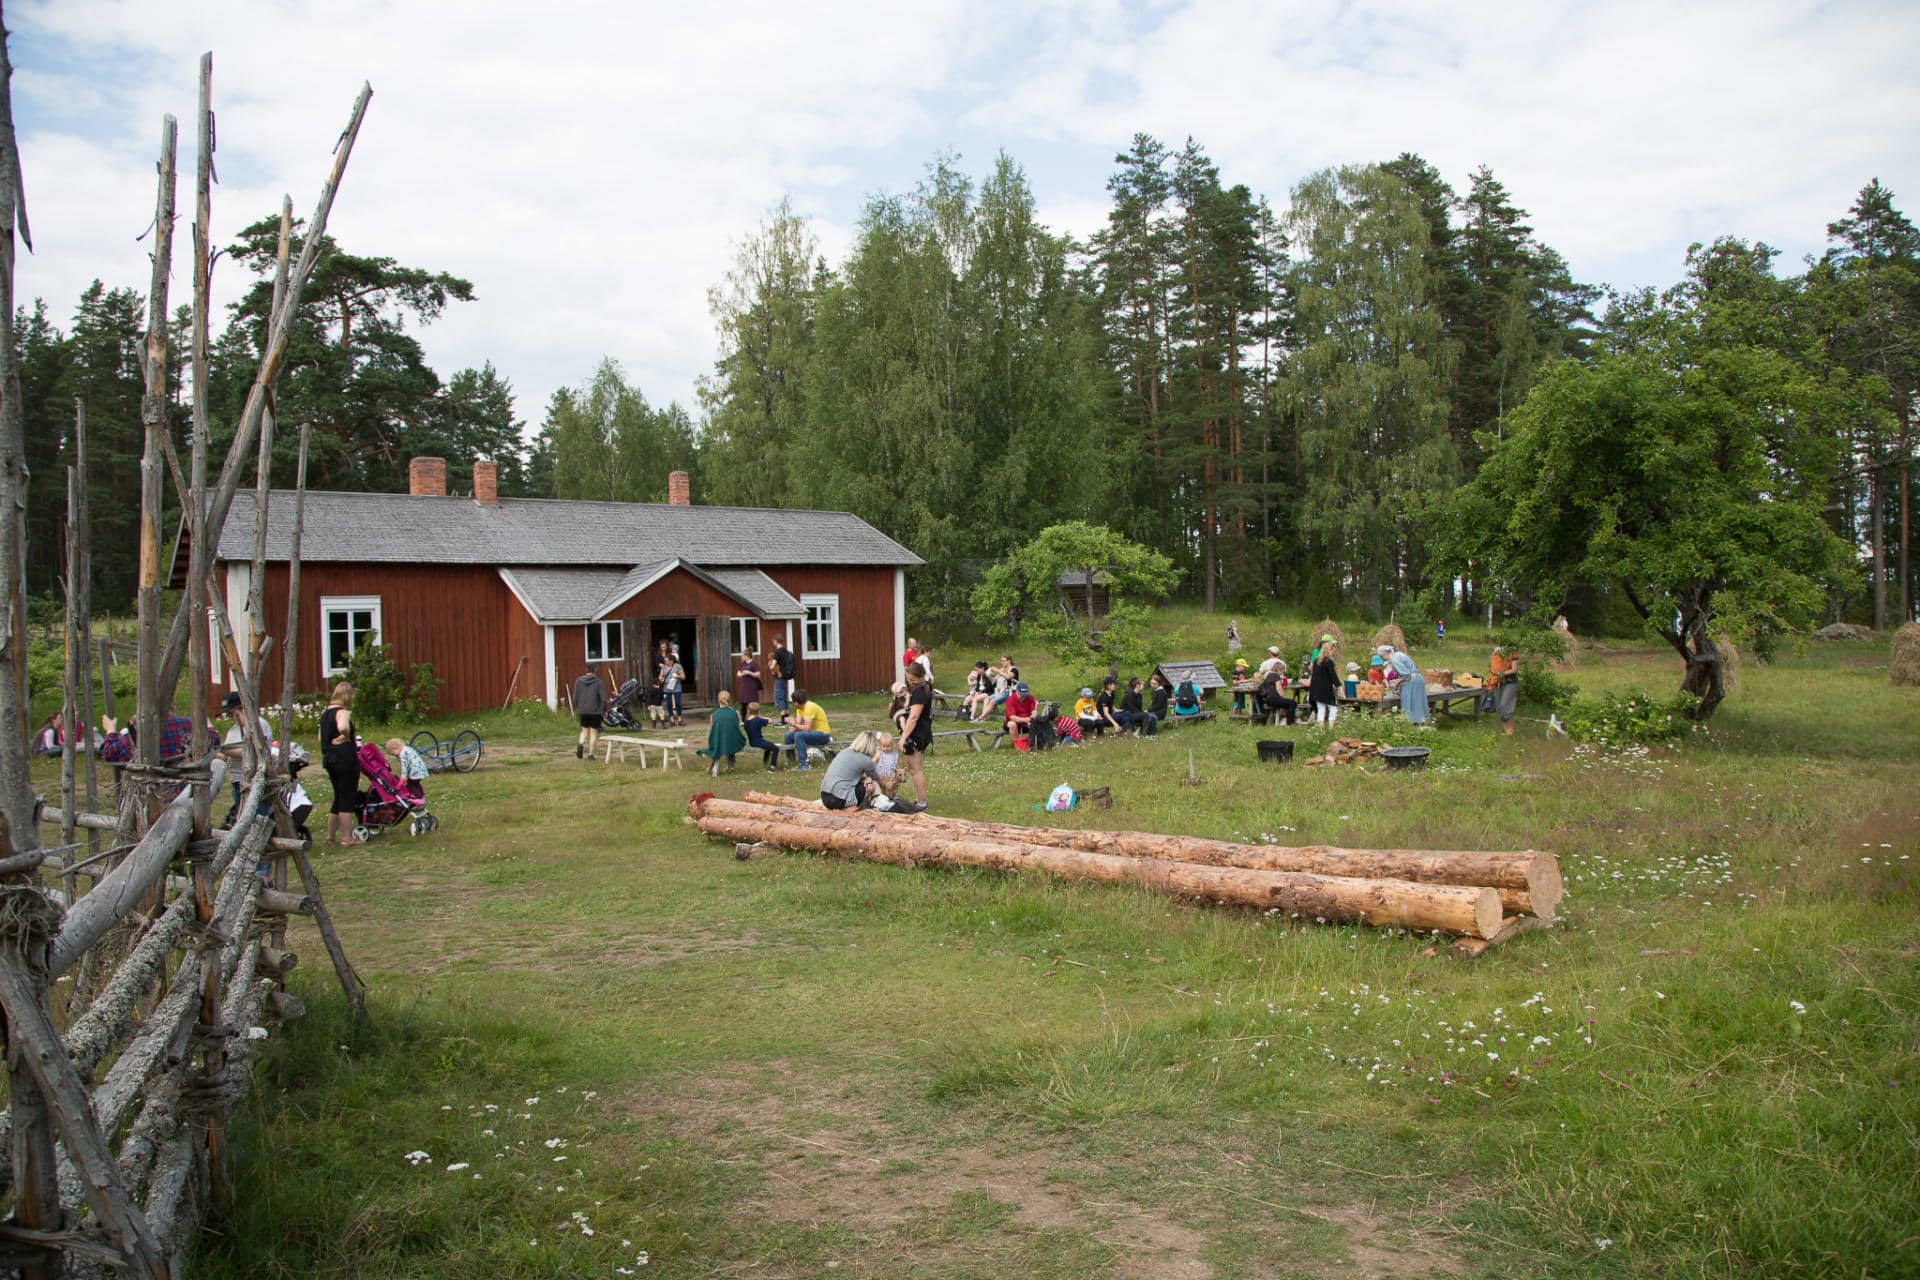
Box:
(1057, 569), (1112, 623)
(1154, 660), (1228, 702)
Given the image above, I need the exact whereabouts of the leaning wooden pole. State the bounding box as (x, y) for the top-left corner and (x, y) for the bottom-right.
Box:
(723, 792), (1562, 919)
(74, 400), (99, 857)
(133, 112), (177, 794)
(695, 813), (1506, 938)
(186, 51), (214, 836)
(276, 421), (309, 756)
(59, 466), (80, 903)
(156, 82), (372, 701)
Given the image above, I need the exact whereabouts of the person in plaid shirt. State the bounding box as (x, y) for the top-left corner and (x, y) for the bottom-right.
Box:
(98, 714), (216, 800)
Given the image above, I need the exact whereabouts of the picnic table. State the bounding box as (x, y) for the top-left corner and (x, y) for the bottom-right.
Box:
(1230, 680), (1489, 723)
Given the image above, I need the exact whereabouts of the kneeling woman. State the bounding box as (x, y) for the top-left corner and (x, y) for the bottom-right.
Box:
(820, 730), (917, 812)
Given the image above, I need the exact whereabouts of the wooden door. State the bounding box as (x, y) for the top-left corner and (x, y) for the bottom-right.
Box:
(622, 617), (652, 689)
(700, 615), (728, 705)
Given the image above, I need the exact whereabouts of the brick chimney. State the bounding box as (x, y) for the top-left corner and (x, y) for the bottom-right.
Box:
(409, 456), (447, 497)
(473, 459), (498, 506)
(668, 470), (690, 506)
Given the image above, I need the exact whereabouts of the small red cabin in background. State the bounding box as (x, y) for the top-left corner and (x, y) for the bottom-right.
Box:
(211, 460), (920, 716)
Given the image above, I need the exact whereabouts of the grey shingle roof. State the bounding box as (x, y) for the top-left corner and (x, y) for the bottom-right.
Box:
(499, 564), (666, 623)
(216, 491), (922, 567)
(704, 569), (805, 619)
(1155, 660), (1227, 691)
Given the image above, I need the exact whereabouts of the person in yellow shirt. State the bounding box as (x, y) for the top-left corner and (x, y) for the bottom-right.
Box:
(1073, 687), (1103, 737)
(783, 690), (833, 770)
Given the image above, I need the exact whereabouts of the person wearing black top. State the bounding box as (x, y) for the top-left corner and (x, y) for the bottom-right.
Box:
(1120, 676), (1156, 736)
(1308, 649), (1341, 727)
(1095, 676), (1125, 736)
(1148, 673), (1171, 721)
(896, 662), (934, 808)
(1259, 670), (1297, 725)
(318, 682), (363, 846)
(771, 642), (796, 714)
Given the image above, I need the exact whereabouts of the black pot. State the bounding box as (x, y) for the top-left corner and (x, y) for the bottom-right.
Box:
(1255, 739), (1294, 764)
(1381, 746), (1431, 770)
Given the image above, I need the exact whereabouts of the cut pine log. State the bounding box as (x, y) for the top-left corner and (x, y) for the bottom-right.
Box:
(694, 813), (1506, 938)
(714, 793), (1560, 921)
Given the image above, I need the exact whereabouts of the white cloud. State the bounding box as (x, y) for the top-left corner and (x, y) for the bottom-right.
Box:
(9, 0), (1918, 443)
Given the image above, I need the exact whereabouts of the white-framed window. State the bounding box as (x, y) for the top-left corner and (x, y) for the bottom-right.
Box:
(730, 617), (760, 657)
(801, 594), (839, 660)
(585, 621), (623, 664)
(320, 595), (382, 675)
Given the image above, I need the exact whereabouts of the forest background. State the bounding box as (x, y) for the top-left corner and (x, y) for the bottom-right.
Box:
(17, 137), (1919, 636)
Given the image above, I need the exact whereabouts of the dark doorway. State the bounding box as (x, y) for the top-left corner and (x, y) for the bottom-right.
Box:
(650, 617), (698, 693)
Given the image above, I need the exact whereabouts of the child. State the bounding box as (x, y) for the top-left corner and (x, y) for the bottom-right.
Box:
(647, 674), (668, 727)
(887, 681), (909, 734)
(284, 757), (315, 846)
(1344, 661), (1361, 699)
(1074, 687), (1103, 737)
(873, 731), (901, 796)
(384, 737), (430, 803)
(741, 701), (781, 771)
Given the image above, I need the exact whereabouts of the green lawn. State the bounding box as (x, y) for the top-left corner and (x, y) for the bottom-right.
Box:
(117, 610), (1914, 1279)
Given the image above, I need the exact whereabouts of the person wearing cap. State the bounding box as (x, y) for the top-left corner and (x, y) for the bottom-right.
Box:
(1073, 686), (1103, 737)
(1230, 656), (1252, 712)
(1489, 645), (1519, 736)
(1366, 652), (1387, 685)
(1344, 661), (1361, 699)
(1256, 645), (1285, 679)
(1003, 681), (1037, 743)
(218, 691), (275, 826)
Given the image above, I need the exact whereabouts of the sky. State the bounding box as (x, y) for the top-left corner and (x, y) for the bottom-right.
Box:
(11, 0), (1920, 440)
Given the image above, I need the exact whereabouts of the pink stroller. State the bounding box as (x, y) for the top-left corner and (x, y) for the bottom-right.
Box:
(353, 742), (436, 840)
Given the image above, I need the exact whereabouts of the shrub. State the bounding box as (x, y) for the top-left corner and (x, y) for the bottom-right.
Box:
(1560, 690), (1701, 747)
(342, 644), (441, 725)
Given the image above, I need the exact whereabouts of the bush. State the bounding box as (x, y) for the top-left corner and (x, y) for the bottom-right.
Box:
(1560, 690), (1701, 746)
(342, 644), (441, 725)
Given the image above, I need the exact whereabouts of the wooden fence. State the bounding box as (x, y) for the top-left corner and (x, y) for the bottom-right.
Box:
(0, 41), (374, 1277)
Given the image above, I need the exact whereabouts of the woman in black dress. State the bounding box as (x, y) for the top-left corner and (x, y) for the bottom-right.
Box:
(1309, 646), (1341, 728)
(319, 682), (363, 845)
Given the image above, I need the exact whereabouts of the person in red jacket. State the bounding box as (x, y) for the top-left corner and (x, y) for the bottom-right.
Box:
(1003, 682), (1037, 741)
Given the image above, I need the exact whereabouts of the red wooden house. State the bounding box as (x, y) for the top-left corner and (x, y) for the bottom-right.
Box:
(211, 458), (920, 715)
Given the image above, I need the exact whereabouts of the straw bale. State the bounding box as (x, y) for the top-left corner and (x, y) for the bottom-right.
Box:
(1370, 622), (1407, 651)
(1892, 622), (1920, 687)
(1310, 619), (1345, 647)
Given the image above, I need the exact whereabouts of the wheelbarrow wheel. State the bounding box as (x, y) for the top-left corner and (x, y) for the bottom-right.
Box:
(452, 729), (483, 773)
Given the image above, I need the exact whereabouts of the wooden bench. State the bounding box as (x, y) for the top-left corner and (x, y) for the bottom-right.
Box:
(930, 727), (1009, 752)
(599, 734), (687, 769)
(1160, 709), (1215, 728)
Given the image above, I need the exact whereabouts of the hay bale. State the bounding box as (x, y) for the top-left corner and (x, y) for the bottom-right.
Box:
(1370, 622), (1407, 651)
(1816, 622), (1874, 643)
(1310, 619), (1345, 648)
(1892, 622), (1920, 687)
(1716, 638), (1740, 693)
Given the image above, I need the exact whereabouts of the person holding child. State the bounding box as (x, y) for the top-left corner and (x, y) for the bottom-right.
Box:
(820, 730), (913, 812)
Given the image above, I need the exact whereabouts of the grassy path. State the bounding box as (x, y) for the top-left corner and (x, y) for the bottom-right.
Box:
(161, 629), (1915, 1278)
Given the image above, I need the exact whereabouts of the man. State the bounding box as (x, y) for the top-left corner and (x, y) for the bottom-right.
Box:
(1257, 645), (1285, 678)
(219, 691), (275, 825)
(782, 689), (832, 771)
(771, 638), (796, 714)
(571, 668), (608, 759)
(894, 662), (932, 809)
(1003, 681), (1037, 742)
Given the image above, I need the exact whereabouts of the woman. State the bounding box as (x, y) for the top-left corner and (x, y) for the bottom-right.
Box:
(819, 730), (903, 811)
(1388, 647), (1429, 724)
(703, 691), (747, 776)
(1226, 618), (1242, 653)
(1309, 643), (1340, 727)
(662, 651), (687, 727)
(318, 682), (363, 846)
(895, 662), (933, 809)
(1121, 677), (1156, 737)
(734, 651), (763, 711)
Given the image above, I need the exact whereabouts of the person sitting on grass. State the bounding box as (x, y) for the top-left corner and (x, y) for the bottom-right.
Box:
(1004, 682), (1038, 743)
(783, 690), (832, 772)
(1096, 676), (1127, 735)
(1121, 676), (1157, 737)
(383, 737), (430, 803)
(702, 690), (747, 777)
(741, 701), (781, 770)
(1054, 710), (1085, 746)
(821, 730), (912, 812)
(961, 660), (995, 721)
(1074, 687), (1103, 737)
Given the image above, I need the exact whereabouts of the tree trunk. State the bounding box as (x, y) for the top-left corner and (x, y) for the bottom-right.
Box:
(1679, 636), (1727, 721)
(1871, 464), (1886, 629)
(708, 794), (1560, 919)
(695, 813), (1506, 937)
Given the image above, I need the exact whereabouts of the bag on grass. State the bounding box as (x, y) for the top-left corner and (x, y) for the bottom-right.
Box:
(1045, 783), (1077, 812)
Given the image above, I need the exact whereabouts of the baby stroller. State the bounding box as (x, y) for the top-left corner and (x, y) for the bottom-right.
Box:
(353, 742), (436, 840)
(603, 678), (645, 730)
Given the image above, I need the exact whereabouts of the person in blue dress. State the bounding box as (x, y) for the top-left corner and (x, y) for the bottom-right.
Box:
(1387, 647), (1429, 724)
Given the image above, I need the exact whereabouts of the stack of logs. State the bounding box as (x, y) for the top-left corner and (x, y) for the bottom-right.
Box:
(1302, 738), (1387, 767)
(688, 792), (1561, 946)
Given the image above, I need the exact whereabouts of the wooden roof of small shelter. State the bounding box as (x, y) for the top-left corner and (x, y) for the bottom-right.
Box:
(1154, 660), (1227, 691)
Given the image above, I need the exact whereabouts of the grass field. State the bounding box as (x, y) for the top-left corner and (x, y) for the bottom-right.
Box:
(94, 610), (1912, 1279)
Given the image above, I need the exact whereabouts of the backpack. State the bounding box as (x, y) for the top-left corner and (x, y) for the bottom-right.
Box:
(1175, 679), (1200, 712)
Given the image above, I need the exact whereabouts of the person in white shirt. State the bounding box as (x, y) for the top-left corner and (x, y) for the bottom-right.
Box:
(1256, 645), (1285, 679)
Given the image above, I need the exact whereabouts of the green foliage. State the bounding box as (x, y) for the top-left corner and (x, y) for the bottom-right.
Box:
(537, 358), (699, 504)
(1559, 689), (1701, 746)
(970, 522), (1174, 681)
(1451, 239), (1855, 717)
(342, 644), (441, 725)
